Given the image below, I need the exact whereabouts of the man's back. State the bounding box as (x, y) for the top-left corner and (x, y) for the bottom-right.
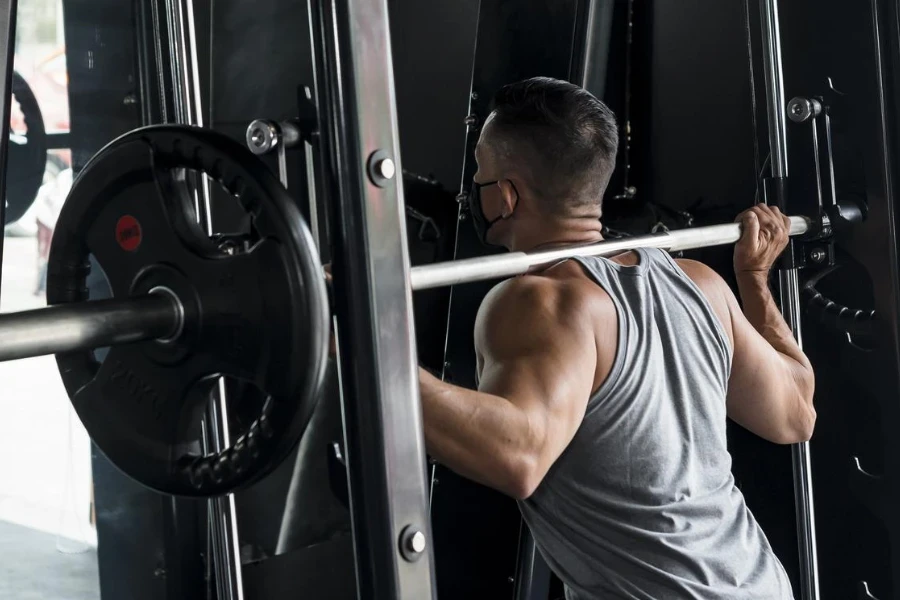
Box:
(517, 248), (793, 599)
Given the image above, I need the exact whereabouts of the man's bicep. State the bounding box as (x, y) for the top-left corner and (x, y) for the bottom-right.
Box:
(677, 260), (805, 443)
(724, 291), (801, 443)
(478, 339), (593, 408)
(478, 337), (595, 469)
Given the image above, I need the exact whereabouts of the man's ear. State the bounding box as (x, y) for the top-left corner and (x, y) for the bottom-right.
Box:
(498, 179), (519, 218)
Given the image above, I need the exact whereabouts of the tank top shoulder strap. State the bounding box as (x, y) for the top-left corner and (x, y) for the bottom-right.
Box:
(567, 254), (639, 406)
(642, 248), (734, 375)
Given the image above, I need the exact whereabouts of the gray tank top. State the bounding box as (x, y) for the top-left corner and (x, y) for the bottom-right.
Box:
(517, 248), (793, 600)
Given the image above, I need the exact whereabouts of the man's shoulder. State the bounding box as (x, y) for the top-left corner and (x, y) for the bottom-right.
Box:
(672, 257), (736, 340)
(476, 277), (559, 341)
(673, 257), (726, 289)
(475, 271), (610, 348)
(481, 271), (598, 319)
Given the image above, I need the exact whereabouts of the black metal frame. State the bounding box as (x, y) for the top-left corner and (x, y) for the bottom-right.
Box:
(867, 3), (900, 594)
(308, 0), (436, 597)
(0, 0), (16, 285)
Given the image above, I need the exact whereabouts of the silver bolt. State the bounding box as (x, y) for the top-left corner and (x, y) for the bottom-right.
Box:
(251, 129), (266, 147)
(399, 526), (427, 562)
(407, 531), (426, 554)
(787, 97), (821, 124)
(810, 248), (826, 263)
(376, 157), (396, 180)
(246, 120), (279, 155)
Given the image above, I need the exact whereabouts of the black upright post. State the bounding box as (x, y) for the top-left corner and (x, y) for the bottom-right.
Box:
(0, 0), (17, 288)
(308, 0), (437, 597)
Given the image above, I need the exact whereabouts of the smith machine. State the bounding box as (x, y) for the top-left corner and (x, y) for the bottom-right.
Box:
(0, 0), (892, 598)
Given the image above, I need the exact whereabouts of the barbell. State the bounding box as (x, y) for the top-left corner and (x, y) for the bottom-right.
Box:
(2, 209), (811, 361)
(0, 124), (810, 497)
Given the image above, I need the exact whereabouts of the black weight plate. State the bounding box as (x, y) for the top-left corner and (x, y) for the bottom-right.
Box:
(47, 124), (330, 497)
(5, 71), (48, 224)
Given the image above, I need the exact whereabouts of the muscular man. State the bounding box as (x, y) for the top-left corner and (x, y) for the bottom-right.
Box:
(418, 77), (815, 599)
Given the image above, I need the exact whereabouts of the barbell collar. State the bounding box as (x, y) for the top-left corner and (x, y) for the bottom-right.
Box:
(409, 216), (810, 291)
(0, 294), (181, 362)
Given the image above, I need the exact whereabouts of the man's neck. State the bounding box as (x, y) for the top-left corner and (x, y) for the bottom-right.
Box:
(511, 217), (604, 253)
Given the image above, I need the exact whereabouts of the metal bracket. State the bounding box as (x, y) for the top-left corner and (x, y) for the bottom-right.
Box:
(788, 94), (867, 243)
(785, 94), (876, 346)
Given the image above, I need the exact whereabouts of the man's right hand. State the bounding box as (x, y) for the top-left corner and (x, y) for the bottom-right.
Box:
(734, 204), (792, 275)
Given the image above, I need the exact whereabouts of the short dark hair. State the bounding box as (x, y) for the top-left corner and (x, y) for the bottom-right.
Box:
(486, 77), (618, 214)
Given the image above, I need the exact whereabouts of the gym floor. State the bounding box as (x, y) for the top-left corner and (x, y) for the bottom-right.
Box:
(0, 235), (99, 599)
(0, 520), (98, 600)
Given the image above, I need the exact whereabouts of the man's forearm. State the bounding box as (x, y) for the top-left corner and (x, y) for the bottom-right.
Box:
(418, 368), (531, 498)
(736, 271), (811, 370)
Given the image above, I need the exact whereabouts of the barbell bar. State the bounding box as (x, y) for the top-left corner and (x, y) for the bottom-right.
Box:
(0, 295), (177, 362)
(0, 215), (810, 364)
(411, 215), (810, 290)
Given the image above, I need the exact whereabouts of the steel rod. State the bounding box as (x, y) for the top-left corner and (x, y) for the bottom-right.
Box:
(784, 269), (821, 600)
(0, 295), (179, 362)
(760, 0), (788, 179)
(758, 0), (820, 598)
(164, 0), (243, 595)
(410, 216), (809, 291)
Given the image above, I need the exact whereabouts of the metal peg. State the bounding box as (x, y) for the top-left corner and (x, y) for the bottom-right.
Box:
(851, 456), (882, 480)
(367, 150), (396, 187)
(375, 157), (396, 180)
(246, 119), (302, 156)
(246, 120), (280, 155)
(859, 581), (880, 600)
(399, 526), (426, 562)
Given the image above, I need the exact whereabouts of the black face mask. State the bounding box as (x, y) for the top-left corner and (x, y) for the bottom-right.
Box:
(468, 179), (518, 247)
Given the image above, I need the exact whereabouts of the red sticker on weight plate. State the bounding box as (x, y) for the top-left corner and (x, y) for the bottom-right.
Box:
(116, 215), (142, 252)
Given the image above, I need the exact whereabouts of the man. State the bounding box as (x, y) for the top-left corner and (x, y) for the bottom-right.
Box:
(418, 77), (815, 599)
